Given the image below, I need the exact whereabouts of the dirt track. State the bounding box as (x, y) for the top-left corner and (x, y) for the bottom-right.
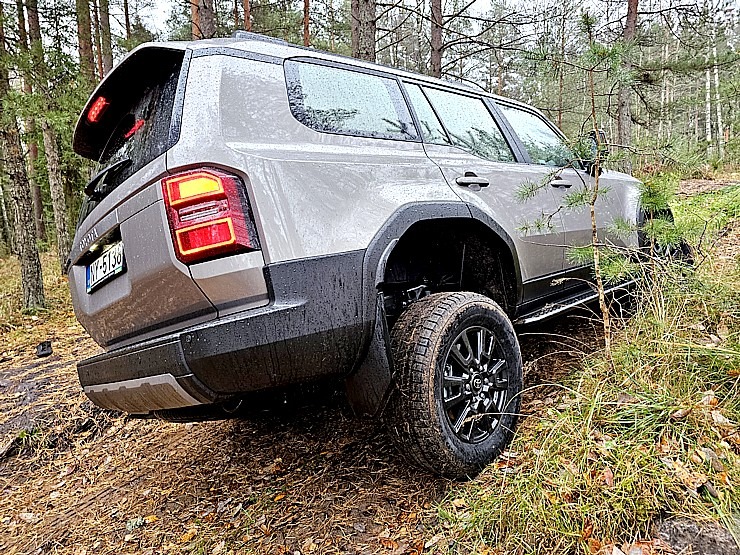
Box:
(2, 178), (736, 555)
(0, 307), (599, 555)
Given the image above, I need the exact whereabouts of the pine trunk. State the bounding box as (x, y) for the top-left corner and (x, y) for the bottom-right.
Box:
(0, 3), (45, 309)
(303, 0), (310, 46)
(430, 0), (442, 78)
(351, 0), (376, 62)
(15, 0), (46, 242)
(27, 0), (72, 273)
(99, 0), (113, 73)
(199, 0), (216, 39)
(92, 0), (104, 80)
(243, 0), (251, 31)
(123, 0), (131, 40)
(76, 0), (96, 82)
(616, 0), (637, 172)
(191, 0), (200, 39)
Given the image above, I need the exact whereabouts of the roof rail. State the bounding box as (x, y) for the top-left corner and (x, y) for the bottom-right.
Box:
(230, 31), (288, 45)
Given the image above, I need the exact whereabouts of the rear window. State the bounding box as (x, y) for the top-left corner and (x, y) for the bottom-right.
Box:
(75, 48), (185, 228)
(284, 60), (418, 142)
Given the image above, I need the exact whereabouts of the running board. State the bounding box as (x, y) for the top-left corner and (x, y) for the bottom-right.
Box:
(514, 279), (637, 325)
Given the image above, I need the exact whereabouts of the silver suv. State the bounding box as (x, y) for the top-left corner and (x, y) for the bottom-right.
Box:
(69, 32), (642, 479)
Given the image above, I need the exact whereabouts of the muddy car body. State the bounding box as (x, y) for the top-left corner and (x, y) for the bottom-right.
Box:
(69, 33), (642, 478)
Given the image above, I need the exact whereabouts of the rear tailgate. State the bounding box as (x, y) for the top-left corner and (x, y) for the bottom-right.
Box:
(70, 46), (217, 348)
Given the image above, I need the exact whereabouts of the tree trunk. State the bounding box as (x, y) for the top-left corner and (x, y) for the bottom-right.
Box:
(303, 0), (310, 46)
(243, 0), (251, 31)
(15, 0), (46, 242)
(616, 0), (637, 172)
(0, 181), (14, 255)
(40, 121), (71, 269)
(351, 0), (376, 61)
(92, 0), (104, 80)
(27, 0), (71, 273)
(123, 0), (131, 40)
(430, 0), (442, 77)
(0, 3), (45, 309)
(705, 64), (712, 149)
(76, 0), (96, 82)
(198, 0), (216, 38)
(712, 32), (723, 158)
(191, 0), (200, 39)
(99, 0), (113, 73)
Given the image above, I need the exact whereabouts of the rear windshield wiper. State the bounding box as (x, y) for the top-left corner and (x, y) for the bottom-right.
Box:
(84, 157), (132, 200)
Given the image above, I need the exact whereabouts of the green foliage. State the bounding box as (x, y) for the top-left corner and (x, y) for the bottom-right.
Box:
(439, 248), (740, 553)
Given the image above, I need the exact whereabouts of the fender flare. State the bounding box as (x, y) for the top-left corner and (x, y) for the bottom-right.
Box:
(345, 201), (522, 417)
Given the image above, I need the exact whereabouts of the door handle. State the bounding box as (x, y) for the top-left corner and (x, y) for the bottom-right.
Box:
(456, 172), (490, 188)
(550, 176), (572, 188)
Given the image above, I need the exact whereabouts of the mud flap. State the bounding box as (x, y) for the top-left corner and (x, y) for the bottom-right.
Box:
(345, 294), (394, 418)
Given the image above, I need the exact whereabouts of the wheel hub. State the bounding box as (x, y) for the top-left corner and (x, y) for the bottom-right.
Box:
(441, 325), (509, 444)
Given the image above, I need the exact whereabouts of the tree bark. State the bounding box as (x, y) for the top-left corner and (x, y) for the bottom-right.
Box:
(303, 0), (310, 46)
(76, 0), (96, 82)
(712, 26), (723, 158)
(705, 63), (712, 148)
(40, 121), (71, 269)
(15, 0), (46, 242)
(191, 0), (200, 39)
(0, 3), (45, 309)
(123, 0), (131, 40)
(92, 0), (104, 80)
(242, 0), (251, 31)
(198, 0), (216, 38)
(99, 0), (113, 73)
(27, 0), (72, 272)
(430, 0), (442, 78)
(351, 0), (376, 62)
(616, 0), (637, 172)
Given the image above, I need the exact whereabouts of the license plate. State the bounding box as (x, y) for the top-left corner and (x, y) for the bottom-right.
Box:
(86, 242), (125, 293)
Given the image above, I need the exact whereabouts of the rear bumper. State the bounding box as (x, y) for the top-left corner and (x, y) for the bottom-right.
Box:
(78, 251), (368, 414)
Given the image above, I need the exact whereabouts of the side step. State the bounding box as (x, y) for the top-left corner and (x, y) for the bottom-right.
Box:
(514, 279), (637, 325)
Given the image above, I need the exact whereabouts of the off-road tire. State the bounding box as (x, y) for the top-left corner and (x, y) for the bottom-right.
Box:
(385, 292), (522, 480)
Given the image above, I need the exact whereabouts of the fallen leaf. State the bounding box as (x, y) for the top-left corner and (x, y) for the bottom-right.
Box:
(587, 537), (602, 553)
(144, 515), (158, 524)
(380, 538), (399, 550)
(273, 493), (286, 502)
(451, 498), (467, 508)
(701, 391), (718, 406)
(424, 534), (443, 549)
(602, 467), (615, 487)
(711, 410), (734, 428)
(18, 512), (40, 524)
(670, 408), (691, 420)
(212, 540), (226, 555)
(180, 528), (197, 543)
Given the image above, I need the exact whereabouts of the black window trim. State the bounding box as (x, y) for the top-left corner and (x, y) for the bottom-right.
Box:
(401, 79), (522, 164)
(283, 57), (422, 144)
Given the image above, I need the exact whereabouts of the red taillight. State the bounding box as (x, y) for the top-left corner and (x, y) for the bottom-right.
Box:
(162, 168), (259, 264)
(87, 96), (109, 123)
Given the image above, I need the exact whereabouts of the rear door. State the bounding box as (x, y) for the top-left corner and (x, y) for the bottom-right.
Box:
(403, 82), (568, 303)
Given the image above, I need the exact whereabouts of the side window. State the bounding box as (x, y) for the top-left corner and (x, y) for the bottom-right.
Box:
(498, 105), (575, 167)
(404, 83), (450, 145)
(285, 61), (418, 141)
(423, 87), (514, 163)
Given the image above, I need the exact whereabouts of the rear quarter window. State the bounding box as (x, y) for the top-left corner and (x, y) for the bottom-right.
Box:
(284, 61), (418, 142)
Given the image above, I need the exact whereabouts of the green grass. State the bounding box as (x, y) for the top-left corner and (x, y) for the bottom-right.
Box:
(439, 187), (740, 554)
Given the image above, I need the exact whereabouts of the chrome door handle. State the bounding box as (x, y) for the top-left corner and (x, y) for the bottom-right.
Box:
(456, 172), (489, 188)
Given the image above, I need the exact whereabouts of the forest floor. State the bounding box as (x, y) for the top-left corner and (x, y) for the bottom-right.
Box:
(0, 176), (739, 555)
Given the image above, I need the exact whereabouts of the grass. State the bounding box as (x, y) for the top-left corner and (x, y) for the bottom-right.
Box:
(439, 187), (740, 554)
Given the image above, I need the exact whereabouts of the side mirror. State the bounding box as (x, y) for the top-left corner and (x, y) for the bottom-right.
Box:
(583, 129), (608, 177)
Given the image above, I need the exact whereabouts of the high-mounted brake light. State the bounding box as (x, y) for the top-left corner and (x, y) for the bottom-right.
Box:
(162, 168), (259, 264)
(87, 96), (110, 123)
